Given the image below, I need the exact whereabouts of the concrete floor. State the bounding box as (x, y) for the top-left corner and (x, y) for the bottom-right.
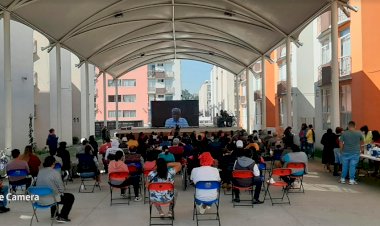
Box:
(1, 160), (380, 226)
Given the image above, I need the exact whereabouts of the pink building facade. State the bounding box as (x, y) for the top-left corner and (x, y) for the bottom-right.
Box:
(95, 66), (149, 129)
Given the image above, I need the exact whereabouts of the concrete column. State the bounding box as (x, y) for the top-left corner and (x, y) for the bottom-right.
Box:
(261, 56), (267, 128)
(286, 37), (293, 127)
(331, 0), (340, 129)
(245, 68), (251, 132)
(235, 75), (240, 127)
(3, 11), (12, 151)
(102, 72), (107, 127)
(85, 62), (90, 137)
(115, 78), (119, 129)
(55, 43), (62, 137)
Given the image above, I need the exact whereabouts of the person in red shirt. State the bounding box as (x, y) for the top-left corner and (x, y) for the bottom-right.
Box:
(169, 138), (184, 162)
(20, 145), (41, 177)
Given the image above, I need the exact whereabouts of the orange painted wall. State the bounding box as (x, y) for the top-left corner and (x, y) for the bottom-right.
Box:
(265, 59), (276, 127)
(351, 0), (380, 130)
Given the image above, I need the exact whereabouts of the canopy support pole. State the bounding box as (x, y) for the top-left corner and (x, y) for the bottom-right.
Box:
(261, 55), (267, 129)
(85, 62), (90, 137)
(115, 78), (119, 130)
(56, 43), (62, 137)
(235, 76), (240, 128)
(102, 72), (107, 128)
(3, 11), (12, 151)
(245, 68), (251, 132)
(331, 0), (340, 129)
(286, 37), (292, 127)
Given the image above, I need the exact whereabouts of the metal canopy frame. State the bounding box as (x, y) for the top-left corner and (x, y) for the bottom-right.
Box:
(0, 0), (348, 77)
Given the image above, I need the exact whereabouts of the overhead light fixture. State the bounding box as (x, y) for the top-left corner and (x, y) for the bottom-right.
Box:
(209, 52), (215, 55)
(140, 53), (145, 57)
(114, 12), (124, 19)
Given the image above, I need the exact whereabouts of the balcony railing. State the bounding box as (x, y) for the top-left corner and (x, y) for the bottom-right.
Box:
(339, 56), (351, 77)
(318, 56), (351, 86)
(148, 87), (155, 93)
(338, 8), (350, 24)
(148, 71), (174, 79)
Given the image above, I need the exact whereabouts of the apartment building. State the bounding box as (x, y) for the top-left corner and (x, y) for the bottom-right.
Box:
(95, 67), (149, 132)
(315, 0), (380, 133)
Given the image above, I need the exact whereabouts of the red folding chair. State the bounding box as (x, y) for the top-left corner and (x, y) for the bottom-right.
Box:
(231, 170), (254, 207)
(143, 169), (153, 204)
(108, 172), (130, 205)
(287, 162), (306, 193)
(264, 168), (292, 205)
(148, 182), (175, 226)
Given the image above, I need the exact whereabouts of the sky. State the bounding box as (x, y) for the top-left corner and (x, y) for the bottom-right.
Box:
(180, 60), (213, 94)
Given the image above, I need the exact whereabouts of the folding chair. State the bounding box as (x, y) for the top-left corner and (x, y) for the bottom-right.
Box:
(193, 181), (221, 226)
(264, 168), (292, 205)
(148, 182), (175, 226)
(7, 169), (30, 193)
(78, 172), (100, 193)
(231, 170), (254, 208)
(287, 162), (306, 193)
(27, 186), (58, 226)
(128, 164), (142, 195)
(143, 170), (153, 204)
(258, 163), (267, 190)
(108, 172), (131, 205)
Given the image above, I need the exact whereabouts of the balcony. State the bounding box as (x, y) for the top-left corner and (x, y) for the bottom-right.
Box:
(166, 87), (175, 93)
(339, 56), (351, 78)
(277, 81), (287, 96)
(148, 87), (155, 93)
(153, 87), (175, 94)
(338, 8), (350, 25)
(317, 56), (351, 86)
(148, 71), (174, 79)
(254, 90), (262, 101)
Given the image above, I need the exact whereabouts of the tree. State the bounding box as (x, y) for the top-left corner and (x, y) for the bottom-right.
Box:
(181, 89), (198, 100)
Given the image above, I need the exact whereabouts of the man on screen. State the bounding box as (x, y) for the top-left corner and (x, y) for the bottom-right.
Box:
(165, 108), (189, 128)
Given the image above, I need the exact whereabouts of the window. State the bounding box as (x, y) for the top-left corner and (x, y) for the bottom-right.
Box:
(279, 63), (287, 81)
(108, 95), (121, 102)
(108, 110), (122, 118)
(321, 39), (331, 65)
(255, 102), (262, 125)
(108, 79), (122, 87)
(122, 79), (136, 87)
(148, 80), (156, 88)
(340, 29), (351, 57)
(123, 110), (136, 118)
(165, 95), (173, 101)
(123, 95), (136, 103)
(279, 97), (285, 126)
(157, 95), (164, 98)
(157, 63), (164, 67)
(321, 89), (331, 130)
(157, 79), (164, 83)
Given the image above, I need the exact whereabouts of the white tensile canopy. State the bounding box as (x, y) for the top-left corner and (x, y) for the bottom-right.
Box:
(0, 0), (345, 77)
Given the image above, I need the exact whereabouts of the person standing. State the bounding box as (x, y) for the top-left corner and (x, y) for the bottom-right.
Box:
(339, 121), (364, 185)
(299, 124), (308, 152)
(46, 128), (59, 153)
(306, 125), (315, 159)
(283, 127), (294, 149)
(333, 127), (343, 176)
(321, 129), (336, 172)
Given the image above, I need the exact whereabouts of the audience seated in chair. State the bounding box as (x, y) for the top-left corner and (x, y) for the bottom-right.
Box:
(108, 151), (141, 201)
(147, 158), (181, 218)
(281, 145), (308, 186)
(0, 176), (10, 213)
(36, 156), (75, 223)
(190, 152), (221, 214)
(232, 149), (263, 204)
(6, 149), (32, 192)
(77, 145), (100, 183)
(20, 145), (41, 178)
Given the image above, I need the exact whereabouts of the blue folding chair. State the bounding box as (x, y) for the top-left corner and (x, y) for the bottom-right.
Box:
(7, 169), (30, 192)
(27, 187), (58, 226)
(193, 181), (221, 226)
(78, 172), (101, 193)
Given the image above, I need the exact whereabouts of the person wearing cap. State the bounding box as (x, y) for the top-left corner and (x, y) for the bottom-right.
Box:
(165, 108), (189, 128)
(190, 152), (221, 214)
(169, 138), (185, 162)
